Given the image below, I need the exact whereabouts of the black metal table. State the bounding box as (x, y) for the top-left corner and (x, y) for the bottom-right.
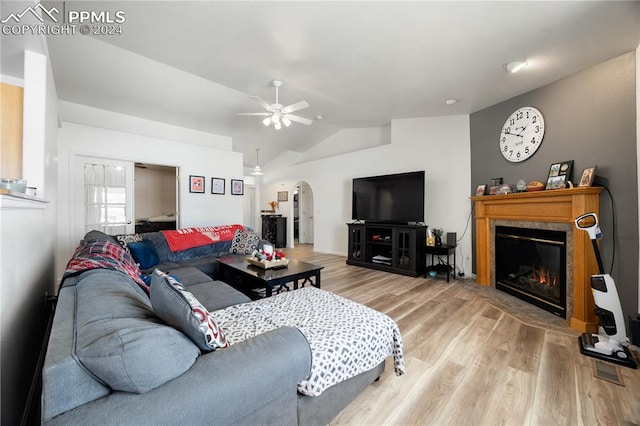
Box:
(217, 256), (324, 298)
(425, 244), (456, 282)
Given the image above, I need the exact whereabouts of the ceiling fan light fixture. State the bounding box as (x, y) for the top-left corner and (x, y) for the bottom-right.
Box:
(505, 60), (528, 73)
(240, 79), (311, 130)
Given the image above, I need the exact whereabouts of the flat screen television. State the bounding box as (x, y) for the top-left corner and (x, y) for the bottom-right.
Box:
(351, 171), (425, 223)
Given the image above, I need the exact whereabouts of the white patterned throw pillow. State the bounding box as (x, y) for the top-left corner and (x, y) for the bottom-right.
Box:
(150, 270), (229, 351)
(229, 229), (260, 254)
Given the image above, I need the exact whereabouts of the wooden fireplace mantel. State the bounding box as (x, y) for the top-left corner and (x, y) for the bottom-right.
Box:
(471, 187), (603, 333)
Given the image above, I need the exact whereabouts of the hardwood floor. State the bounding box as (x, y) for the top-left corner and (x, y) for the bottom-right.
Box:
(283, 244), (640, 425)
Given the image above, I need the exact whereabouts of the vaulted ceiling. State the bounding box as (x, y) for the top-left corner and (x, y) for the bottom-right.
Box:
(3, 1), (640, 167)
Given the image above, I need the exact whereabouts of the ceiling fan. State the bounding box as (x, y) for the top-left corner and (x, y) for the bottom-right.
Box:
(237, 80), (312, 129)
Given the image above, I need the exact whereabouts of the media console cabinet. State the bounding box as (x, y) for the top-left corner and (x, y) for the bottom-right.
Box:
(347, 223), (426, 277)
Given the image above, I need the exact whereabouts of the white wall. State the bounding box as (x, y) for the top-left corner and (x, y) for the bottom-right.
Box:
(56, 103), (244, 281)
(0, 47), (58, 424)
(301, 126), (391, 162)
(260, 115), (473, 276)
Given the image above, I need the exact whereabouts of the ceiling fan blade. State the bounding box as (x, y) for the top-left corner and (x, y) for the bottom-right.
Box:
(284, 114), (313, 125)
(249, 96), (273, 111)
(281, 100), (309, 114)
(237, 112), (271, 116)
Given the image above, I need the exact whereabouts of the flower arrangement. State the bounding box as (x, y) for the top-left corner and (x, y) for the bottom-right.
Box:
(247, 247), (289, 269)
(432, 228), (443, 247)
(268, 201), (278, 211)
(251, 248), (287, 262)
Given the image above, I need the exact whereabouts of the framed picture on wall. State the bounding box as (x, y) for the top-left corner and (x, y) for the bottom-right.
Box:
(231, 179), (244, 195)
(578, 166), (597, 187)
(211, 177), (225, 194)
(189, 175), (205, 193)
(277, 191), (288, 201)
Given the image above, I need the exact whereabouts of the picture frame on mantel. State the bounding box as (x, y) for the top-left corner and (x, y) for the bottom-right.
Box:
(545, 160), (574, 190)
(578, 166), (597, 187)
(475, 184), (487, 196)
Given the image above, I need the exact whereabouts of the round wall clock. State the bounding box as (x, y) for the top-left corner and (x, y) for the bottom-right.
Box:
(499, 106), (545, 162)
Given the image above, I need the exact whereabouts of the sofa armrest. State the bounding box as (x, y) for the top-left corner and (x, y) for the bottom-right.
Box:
(44, 326), (312, 425)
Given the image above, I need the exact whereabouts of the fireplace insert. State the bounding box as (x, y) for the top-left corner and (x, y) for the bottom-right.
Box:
(495, 226), (566, 318)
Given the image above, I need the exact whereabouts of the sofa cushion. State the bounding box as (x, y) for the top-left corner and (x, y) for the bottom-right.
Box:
(74, 269), (199, 394)
(188, 280), (251, 311)
(229, 229), (260, 255)
(128, 239), (160, 269)
(115, 233), (143, 251)
(151, 270), (229, 352)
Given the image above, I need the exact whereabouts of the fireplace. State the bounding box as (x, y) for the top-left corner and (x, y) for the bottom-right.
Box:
(495, 226), (567, 318)
(472, 187), (602, 333)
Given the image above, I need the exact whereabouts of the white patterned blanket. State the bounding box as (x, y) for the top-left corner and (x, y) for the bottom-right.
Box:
(212, 287), (405, 396)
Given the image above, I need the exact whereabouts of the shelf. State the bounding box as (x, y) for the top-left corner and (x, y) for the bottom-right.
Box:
(346, 223), (426, 277)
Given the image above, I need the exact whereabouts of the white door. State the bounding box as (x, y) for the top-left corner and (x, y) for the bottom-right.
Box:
(73, 156), (135, 242)
(299, 182), (314, 244)
(243, 185), (256, 230)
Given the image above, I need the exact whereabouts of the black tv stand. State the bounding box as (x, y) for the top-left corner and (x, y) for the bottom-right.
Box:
(347, 223), (426, 277)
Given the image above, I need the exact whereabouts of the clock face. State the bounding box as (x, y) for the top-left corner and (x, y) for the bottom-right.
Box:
(499, 106), (545, 162)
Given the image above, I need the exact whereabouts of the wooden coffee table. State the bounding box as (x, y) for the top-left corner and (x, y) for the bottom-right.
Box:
(216, 256), (324, 298)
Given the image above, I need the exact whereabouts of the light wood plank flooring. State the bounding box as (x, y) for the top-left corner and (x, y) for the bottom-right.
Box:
(282, 244), (640, 425)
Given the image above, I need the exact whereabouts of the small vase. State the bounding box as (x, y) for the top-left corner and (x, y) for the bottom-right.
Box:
(435, 236), (442, 247)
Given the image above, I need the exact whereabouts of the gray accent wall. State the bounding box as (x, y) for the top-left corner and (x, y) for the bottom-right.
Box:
(470, 51), (638, 323)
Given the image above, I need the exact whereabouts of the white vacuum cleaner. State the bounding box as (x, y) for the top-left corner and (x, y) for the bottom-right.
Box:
(575, 212), (636, 368)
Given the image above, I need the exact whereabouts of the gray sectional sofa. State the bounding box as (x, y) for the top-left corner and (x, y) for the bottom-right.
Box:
(42, 230), (384, 425)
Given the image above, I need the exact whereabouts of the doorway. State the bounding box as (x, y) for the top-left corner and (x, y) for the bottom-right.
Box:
(294, 181), (314, 246)
(133, 163), (178, 233)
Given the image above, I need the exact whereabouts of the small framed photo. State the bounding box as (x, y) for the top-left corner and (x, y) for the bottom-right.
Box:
(545, 160), (574, 190)
(211, 177), (225, 194)
(277, 191), (288, 202)
(189, 175), (205, 193)
(475, 185), (487, 196)
(578, 166), (597, 187)
(231, 179), (244, 195)
(489, 177), (503, 195)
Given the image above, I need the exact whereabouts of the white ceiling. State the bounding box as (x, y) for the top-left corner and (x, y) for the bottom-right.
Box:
(4, 1), (640, 167)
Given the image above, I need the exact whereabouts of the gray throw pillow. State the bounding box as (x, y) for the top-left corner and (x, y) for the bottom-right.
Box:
(74, 270), (199, 393)
(151, 270), (229, 352)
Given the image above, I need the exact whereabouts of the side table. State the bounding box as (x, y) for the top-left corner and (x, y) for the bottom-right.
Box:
(425, 244), (456, 282)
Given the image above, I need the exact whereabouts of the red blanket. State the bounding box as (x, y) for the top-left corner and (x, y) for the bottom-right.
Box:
(161, 225), (244, 252)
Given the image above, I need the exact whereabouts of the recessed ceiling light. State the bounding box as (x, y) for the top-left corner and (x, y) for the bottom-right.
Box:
(445, 99), (457, 106)
(505, 61), (528, 73)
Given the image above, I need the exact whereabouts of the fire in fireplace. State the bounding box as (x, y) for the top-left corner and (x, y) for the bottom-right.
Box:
(495, 226), (567, 318)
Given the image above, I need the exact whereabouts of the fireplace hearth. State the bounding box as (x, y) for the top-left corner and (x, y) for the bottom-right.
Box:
(495, 226), (567, 318)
